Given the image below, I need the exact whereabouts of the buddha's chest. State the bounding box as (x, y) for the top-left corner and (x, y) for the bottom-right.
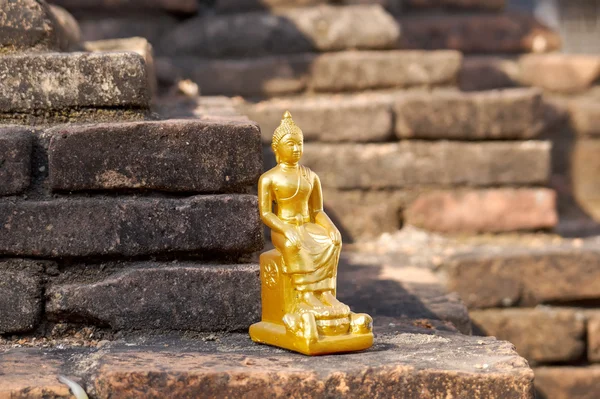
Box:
(272, 173), (312, 203)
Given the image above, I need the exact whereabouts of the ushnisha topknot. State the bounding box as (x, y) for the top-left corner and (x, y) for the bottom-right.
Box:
(272, 110), (303, 148)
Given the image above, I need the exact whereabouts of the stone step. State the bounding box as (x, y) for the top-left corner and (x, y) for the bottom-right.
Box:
(404, 0), (505, 10)
(158, 50), (461, 97)
(470, 307), (586, 365)
(158, 5), (400, 58)
(534, 366), (600, 399)
(46, 119), (262, 193)
(0, 51), (150, 117)
(0, 195), (262, 258)
(0, 0), (79, 52)
(46, 263), (261, 332)
(0, 330), (534, 398)
(398, 12), (561, 54)
(0, 127), (32, 196)
(295, 140), (550, 190)
(51, 0), (198, 14)
(460, 54), (600, 93)
(248, 88), (543, 142)
(588, 312), (600, 362)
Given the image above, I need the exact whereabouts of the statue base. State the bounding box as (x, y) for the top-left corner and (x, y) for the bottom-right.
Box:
(249, 321), (374, 356)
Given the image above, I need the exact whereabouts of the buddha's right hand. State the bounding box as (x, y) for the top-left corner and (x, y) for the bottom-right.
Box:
(283, 226), (302, 249)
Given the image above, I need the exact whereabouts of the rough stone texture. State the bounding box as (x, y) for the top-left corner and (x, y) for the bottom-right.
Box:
(519, 54), (600, 93)
(534, 366), (600, 399)
(322, 189), (411, 241)
(243, 93), (393, 143)
(77, 13), (178, 46)
(48, 119), (262, 193)
(588, 313), (600, 362)
(443, 241), (600, 308)
(394, 88), (544, 140)
(405, 0), (505, 9)
(47, 263), (260, 332)
(0, 127), (32, 196)
(338, 251), (471, 334)
(0, 259), (47, 334)
(470, 308), (586, 364)
(89, 333), (533, 398)
(459, 56), (519, 91)
(157, 54), (314, 97)
(300, 141), (551, 189)
(569, 99), (600, 137)
(159, 5), (400, 57)
(310, 50), (462, 92)
(573, 139), (600, 220)
(405, 188), (557, 233)
(215, 0), (328, 12)
(0, 195), (262, 257)
(85, 37), (156, 97)
(51, 0), (198, 13)
(398, 13), (561, 54)
(0, 52), (150, 114)
(0, 0), (78, 52)
(0, 351), (72, 398)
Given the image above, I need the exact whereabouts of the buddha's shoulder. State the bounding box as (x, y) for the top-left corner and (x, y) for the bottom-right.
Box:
(259, 167), (279, 182)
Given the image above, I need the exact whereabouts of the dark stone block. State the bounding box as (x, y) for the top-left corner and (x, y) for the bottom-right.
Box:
(48, 119), (262, 193)
(0, 128), (32, 196)
(0, 195), (262, 257)
(0, 259), (48, 334)
(47, 263), (260, 332)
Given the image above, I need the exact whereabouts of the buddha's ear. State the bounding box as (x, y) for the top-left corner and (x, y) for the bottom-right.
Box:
(272, 144), (279, 163)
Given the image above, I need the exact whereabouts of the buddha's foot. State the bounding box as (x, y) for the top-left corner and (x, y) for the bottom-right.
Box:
(349, 313), (373, 335)
(320, 291), (351, 316)
(283, 312), (318, 343)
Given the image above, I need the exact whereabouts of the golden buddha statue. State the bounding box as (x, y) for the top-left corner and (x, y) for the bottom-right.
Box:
(249, 111), (373, 355)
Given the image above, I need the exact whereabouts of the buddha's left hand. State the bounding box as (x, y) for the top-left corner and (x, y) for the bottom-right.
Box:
(329, 229), (342, 245)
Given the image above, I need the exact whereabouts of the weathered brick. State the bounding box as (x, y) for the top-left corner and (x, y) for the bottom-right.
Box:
(159, 5), (400, 57)
(588, 313), (600, 362)
(0, 127), (32, 196)
(471, 308), (585, 364)
(444, 242), (600, 308)
(534, 366), (600, 399)
(519, 54), (600, 93)
(573, 139), (600, 220)
(568, 99), (600, 137)
(0, 196), (262, 257)
(48, 119), (262, 193)
(77, 13), (178, 45)
(459, 56), (519, 91)
(0, 52), (150, 114)
(0, 259), (47, 334)
(398, 13), (561, 53)
(47, 263), (260, 332)
(215, 0), (327, 12)
(310, 50), (461, 92)
(405, 188), (557, 233)
(301, 141), (551, 190)
(241, 93), (393, 143)
(0, 0), (78, 52)
(394, 88), (543, 139)
(0, 352), (72, 398)
(157, 54), (314, 97)
(51, 0), (198, 13)
(405, 0), (505, 9)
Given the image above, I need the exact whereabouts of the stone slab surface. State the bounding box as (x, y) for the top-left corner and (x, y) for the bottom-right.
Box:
(405, 0), (505, 9)
(159, 5), (399, 57)
(52, 0), (198, 13)
(588, 312), (600, 362)
(310, 50), (461, 92)
(459, 56), (520, 91)
(573, 139), (600, 220)
(470, 307), (585, 365)
(569, 99), (600, 137)
(0, 127), (32, 196)
(444, 239), (600, 308)
(244, 93), (393, 143)
(47, 263), (260, 332)
(48, 119), (262, 193)
(0, 259), (47, 334)
(519, 54), (600, 93)
(0, 195), (262, 258)
(300, 141), (551, 189)
(0, 52), (150, 114)
(394, 88), (544, 140)
(405, 188), (557, 233)
(534, 366), (600, 399)
(0, 0), (77, 52)
(215, 0), (327, 12)
(398, 13), (561, 53)
(0, 329), (534, 399)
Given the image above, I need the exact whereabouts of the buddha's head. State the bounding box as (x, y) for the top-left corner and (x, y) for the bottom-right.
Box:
(272, 111), (304, 165)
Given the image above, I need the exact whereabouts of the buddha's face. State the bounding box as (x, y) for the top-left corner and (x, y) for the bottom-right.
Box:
(275, 133), (303, 165)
